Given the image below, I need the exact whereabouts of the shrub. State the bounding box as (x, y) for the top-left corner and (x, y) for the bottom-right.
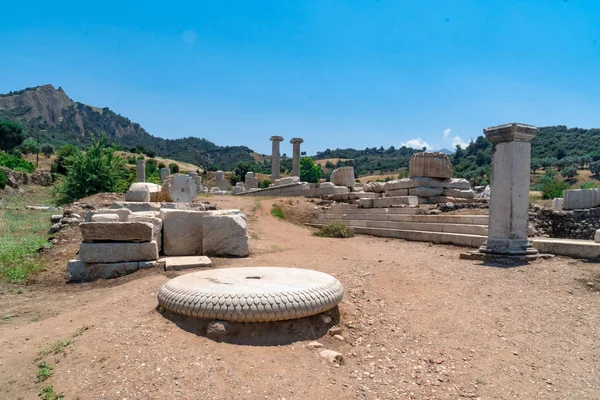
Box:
(541, 178), (569, 199)
(0, 120), (24, 152)
(0, 169), (7, 189)
(127, 156), (136, 165)
(562, 165), (578, 179)
(270, 205), (285, 219)
(314, 222), (354, 238)
(234, 161), (254, 182)
(41, 145), (54, 157)
(0, 151), (35, 172)
(230, 174), (241, 185)
(169, 163), (179, 173)
(53, 136), (130, 205)
(580, 182), (598, 189)
(300, 156), (322, 183)
(53, 144), (79, 175)
(259, 179), (271, 189)
(144, 150), (156, 158)
(19, 138), (38, 154)
(158, 162), (166, 169)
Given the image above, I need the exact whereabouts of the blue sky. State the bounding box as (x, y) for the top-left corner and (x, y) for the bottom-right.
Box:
(1, 0), (599, 155)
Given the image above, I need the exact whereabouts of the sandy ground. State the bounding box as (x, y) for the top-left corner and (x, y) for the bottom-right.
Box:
(1, 196), (600, 399)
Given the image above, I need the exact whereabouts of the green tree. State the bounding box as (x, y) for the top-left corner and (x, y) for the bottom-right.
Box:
(0, 169), (7, 189)
(41, 145), (54, 157)
(531, 158), (542, 173)
(53, 144), (79, 174)
(562, 165), (578, 179)
(19, 138), (38, 154)
(53, 136), (129, 205)
(234, 161), (254, 182)
(590, 160), (600, 177)
(168, 163), (179, 173)
(541, 178), (569, 199)
(300, 156), (322, 183)
(0, 120), (24, 152)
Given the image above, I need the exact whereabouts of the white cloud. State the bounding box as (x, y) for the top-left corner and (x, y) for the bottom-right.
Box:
(401, 138), (430, 150)
(452, 135), (468, 149)
(443, 128), (451, 138)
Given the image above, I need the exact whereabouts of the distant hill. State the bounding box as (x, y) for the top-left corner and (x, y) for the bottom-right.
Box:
(438, 148), (454, 155)
(0, 84), (255, 171)
(313, 146), (422, 176)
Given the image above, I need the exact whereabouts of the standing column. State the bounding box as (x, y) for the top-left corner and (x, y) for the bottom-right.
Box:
(480, 123), (538, 256)
(290, 138), (304, 178)
(270, 136), (284, 181)
(136, 159), (146, 182)
(160, 167), (170, 183)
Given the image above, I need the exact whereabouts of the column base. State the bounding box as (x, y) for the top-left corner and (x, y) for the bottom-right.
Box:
(460, 240), (553, 265)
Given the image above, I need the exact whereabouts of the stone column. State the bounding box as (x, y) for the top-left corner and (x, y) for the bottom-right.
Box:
(136, 159), (146, 182)
(480, 123), (538, 256)
(270, 136), (284, 181)
(215, 170), (227, 190)
(160, 167), (170, 184)
(290, 138), (304, 178)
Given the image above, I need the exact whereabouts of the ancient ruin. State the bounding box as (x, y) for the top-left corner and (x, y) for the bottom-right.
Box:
(330, 166), (355, 187)
(136, 158), (146, 182)
(160, 167), (170, 183)
(244, 171), (259, 190)
(290, 137), (304, 177)
(270, 136), (284, 181)
(215, 170), (227, 191)
(160, 174), (197, 203)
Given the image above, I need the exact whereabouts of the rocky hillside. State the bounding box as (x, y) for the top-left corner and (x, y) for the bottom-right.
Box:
(0, 85), (255, 171)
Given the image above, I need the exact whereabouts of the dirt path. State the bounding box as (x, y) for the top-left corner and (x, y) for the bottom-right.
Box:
(1, 196), (599, 399)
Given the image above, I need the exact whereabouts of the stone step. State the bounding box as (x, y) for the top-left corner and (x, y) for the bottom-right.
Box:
(325, 207), (424, 215)
(310, 223), (485, 248)
(313, 219), (487, 236)
(315, 213), (488, 225)
(531, 238), (600, 259)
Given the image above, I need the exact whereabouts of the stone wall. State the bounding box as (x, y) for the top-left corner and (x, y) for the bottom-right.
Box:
(529, 205), (600, 240)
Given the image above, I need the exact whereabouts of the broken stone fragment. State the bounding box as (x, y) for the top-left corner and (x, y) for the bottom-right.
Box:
(80, 222), (154, 243)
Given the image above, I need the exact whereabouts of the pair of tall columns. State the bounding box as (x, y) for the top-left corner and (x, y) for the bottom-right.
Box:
(270, 136), (303, 181)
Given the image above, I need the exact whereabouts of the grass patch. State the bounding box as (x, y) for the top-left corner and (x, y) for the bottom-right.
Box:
(39, 384), (64, 400)
(314, 222), (355, 238)
(270, 204), (285, 219)
(73, 326), (89, 337)
(38, 339), (71, 357)
(36, 362), (54, 382)
(0, 209), (53, 282)
(252, 200), (263, 212)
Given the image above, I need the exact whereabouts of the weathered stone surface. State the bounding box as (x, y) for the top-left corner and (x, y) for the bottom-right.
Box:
(136, 159), (146, 182)
(215, 171), (227, 190)
(0, 166), (27, 188)
(206, 320), (230, 337)
(319, 350), (344, 365)
(66, 259), (139, 281)
(80, 222), (153, 243)
(363, 182), (385, 193)
(91, 214), (120, 222)
(274, 176), (300, 186)
(442, 189), (476, 199)
(552, 198), (564, 210)
(129, 213), (163, 250)
(408, 186), (444, 198)
(160, 167), (170, 183)
(109, 202), (161, 213)
(371, 196), (418, 208)
(595, 230), (600, 243)
(409, 152), (452, 179)
(164, 256), (212, 271)
(160, 174), (197, 203)
(125, 182), (161, 202)
(330, 166), (355, 187)
(244, 172), (259, 190)
(29, 170), (53, 186)
(88, 208), (132, 222)
(51, 214), (62, 223)
(48, 223), (62, 234)
(563, 189), (600, 210)
(160, 209), (207, 256)
(202, 214), (249, 257)
(385, 188), (409, 197)
(384, 177), (470, 191)
(290, 138), (304, 177)
(78, 241), (158, 263)
(270, 136), (284, 181)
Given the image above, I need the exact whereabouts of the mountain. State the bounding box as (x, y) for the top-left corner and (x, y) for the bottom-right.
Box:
(0, 84), (255, 171)
(438, 148), (454, 155)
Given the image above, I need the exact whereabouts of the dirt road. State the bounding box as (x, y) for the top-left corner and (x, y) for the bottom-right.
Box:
(1, 196), (599, 399)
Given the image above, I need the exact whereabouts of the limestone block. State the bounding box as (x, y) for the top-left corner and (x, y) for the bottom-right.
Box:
(358, 198), (373, 208)
(126, 182), (161, 202)
(66, 259), (140, 281)
(552, 198), (564, 210)
(130, 213), (163, 250)
(138, 261), (158, 269)
(160, 167), (170, 183)
(409, 152), (452, 179)
(408, 186), (444, 198)
(51, 214), (62, 223)
(160, 174), (197, 203)
(330, 166), (355, 187)
(320, 182), (336, 187)
(109, 202), (161, 213)
(563, 189), (600, 210)
(160, 209), (208, 256)
(371, 196), (418, 208)
(363, 182), (386, 193)
(385, 189), (409, 197)
(210, 187), (221, 193)
(0, 166), (27, 188)
(442, 189), (476, 199)
(231, 186), (246, 195)
(30, 170), (53, 186)
(164, 256), (212, 271)
(202, 214), (249, 257)
(244, 172), (259, 190)
(78, 241), (158, 263)
(94, 208), (132, 222)
(91, 214), (120, 223)
(476, 185), (491, 200)
(80, 222), (154, 243)
(274, 176), (300, 186)
(595, 230), (600, 243)
(215, 170), (227, 190)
